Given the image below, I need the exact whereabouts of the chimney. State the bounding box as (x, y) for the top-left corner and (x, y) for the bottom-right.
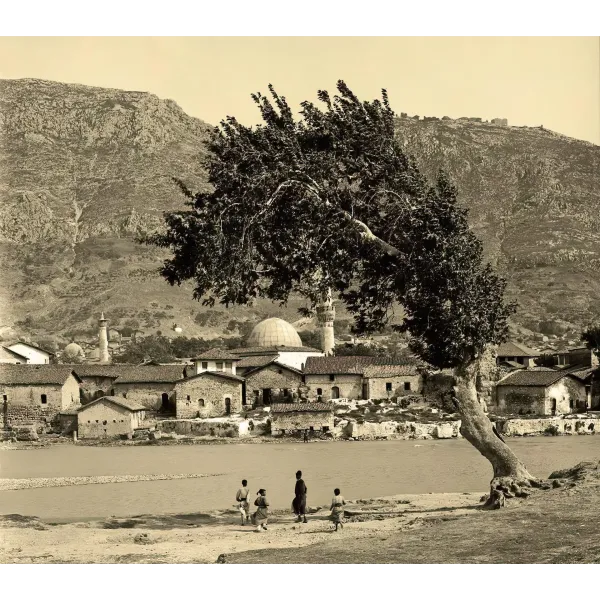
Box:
(98, 312), (110, 364)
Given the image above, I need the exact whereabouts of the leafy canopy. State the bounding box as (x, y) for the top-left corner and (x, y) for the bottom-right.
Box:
(147, 81), (515, 369)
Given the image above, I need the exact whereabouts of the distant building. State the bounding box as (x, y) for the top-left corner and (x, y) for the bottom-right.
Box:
(0, 365), (81, 427)
(243, 360), (304, 407)
(0, 346), (28, 364)
(174, 371), (244, 418)
(362, 364), (423, 399)
(496, 342), (539, 368)
(553, 347), (598, 369)
(191, 348), (241, 376)
(270, 402), (334, 436)
(494, 370), (587, 416)
(77, 396), (146, 439)
(491, 118), (508, 126)
(6, 341), (54, 365)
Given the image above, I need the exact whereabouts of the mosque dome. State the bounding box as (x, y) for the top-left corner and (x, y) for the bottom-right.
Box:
(246, 318), (303, 348)
(63, 342), (85, 361)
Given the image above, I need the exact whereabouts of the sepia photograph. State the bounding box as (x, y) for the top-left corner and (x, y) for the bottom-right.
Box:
(1, 9), (599, 582)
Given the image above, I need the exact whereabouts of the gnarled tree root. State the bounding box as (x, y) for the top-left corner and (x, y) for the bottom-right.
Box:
(480, 476), (553, 510)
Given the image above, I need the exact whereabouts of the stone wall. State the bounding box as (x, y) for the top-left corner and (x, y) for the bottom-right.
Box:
(78, 375), (118, 403)
(304, 374), (363, 400)
(271, 411), (335, 435)
(245, 364), (303, 403)
(112, 382), (175, 411)
(158, 418), (245, 438)
(346, 420), (462, 440)
(174, 376), (242, 419)
(367, 374), (423, 399)
(495, 385), (546, 415)
(497, 417), (599, 436)
(78, 401), (145, 439)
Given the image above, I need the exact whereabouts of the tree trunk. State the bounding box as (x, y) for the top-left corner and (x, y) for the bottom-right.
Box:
(453, 360), (549, 509)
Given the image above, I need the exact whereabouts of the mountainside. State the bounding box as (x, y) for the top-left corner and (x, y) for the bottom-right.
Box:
(1, 79), (599, 348)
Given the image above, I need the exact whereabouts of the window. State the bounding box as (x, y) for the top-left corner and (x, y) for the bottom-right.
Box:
(331, 386), (340, 399)
(102, 420), (107, 425)
(385, 383), (392, 393)
(2, 394), (7, 402)
(216, 361), (224, 371)
(186, 395), (191, 402)
(113, 420), (116, 423)
(199, 399), (205, 407)
(123, 393), (127, 398)
(201, 362), (208, 370)
(323, 426), (330, 433)
(404, 382), (411, 391)
(316, 388), (322, 395)
(329, 374), (335, 382)
(41, 394), (47, 404)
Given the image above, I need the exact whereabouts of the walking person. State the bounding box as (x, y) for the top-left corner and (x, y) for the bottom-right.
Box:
(236, 479), (250, 526)
(303, 429), (309, 443)
(253, 489), (269, 532)
(330, 488), (346, 531)
(293, 470), (308, 523)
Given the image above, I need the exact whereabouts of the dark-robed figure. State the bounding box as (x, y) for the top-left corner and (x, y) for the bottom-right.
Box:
(293, 470), (308, 523)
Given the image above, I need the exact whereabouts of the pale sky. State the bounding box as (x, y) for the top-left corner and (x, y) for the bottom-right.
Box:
(0, 37), (598, 144)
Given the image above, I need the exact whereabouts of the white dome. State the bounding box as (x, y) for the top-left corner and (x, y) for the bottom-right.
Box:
(246, 318), (303, 348)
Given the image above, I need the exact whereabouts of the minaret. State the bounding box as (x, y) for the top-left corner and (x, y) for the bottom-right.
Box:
(316, 289), (335, 356)
(98, 312), (110, 364)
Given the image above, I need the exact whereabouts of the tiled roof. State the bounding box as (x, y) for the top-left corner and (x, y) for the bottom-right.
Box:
(304, 356), (394, 375)
(0, 365), (81, 385)
(192, 348), (241, 361)
(113, 365), (186, 384)
(79, 395), (146, 412)
(496, 370), (577, 387)
(177, 370), (245, 384)
(498, 360), (526, 370)
(562, 366), (595, 382)
(237, 355), (280, 369)
(271, 402), (334, 413)
(66, 364), (129, 378)
(496, 342), (539, 358)
(244, 361), (304, 377)
(231, 346), (322, 355)
(8, 341), (55, 356)
(363, 364), (420, 378)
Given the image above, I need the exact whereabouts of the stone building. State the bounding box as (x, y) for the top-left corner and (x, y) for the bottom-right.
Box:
(553, 347), (598, 369)
(494, 370), (587, 415)
(190, 348), (241, 376)
(231, 318), (323, 372)
(243, 360), (304, 407)
(0, 365), (81, 427)
(362, 364), (423, 399)
(68, 364), (128, 403)
(174, 371), (244, 418)
(111, 365), (187, 412)
(495, 342), (539, 368)
(6, 341), (54, 365)
(270, 402), (335, 436)
(77, 396), (146, 439)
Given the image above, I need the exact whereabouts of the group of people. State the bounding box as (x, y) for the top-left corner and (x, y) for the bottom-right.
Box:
(235, 471), (347, 532)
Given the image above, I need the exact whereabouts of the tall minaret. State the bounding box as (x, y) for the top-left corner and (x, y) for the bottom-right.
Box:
(316, 289), (335, 356)
(98, 312), (110, 363)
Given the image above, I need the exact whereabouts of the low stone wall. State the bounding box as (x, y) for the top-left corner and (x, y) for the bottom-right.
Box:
(345, 420), (462, 440)
(157, 418), (248, 438)
(497, 417), (599, 436)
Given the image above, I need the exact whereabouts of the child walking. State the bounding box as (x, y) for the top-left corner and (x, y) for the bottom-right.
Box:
(330, 488), (346, 531)
(235, 479), (250, 526)
(253, 488), (269, 532)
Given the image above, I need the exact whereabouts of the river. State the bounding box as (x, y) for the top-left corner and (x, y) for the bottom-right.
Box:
(1, 436), (600, 520)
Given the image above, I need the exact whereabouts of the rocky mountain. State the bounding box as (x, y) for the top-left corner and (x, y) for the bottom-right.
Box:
(0, 79), (599, 348)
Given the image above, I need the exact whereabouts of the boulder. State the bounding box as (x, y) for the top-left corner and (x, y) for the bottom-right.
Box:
(148, 431), (162, 440)
(434, 423), (455, 439)
(14, 425), (39, 441)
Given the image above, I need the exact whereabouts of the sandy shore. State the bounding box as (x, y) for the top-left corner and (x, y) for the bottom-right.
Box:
(0, 492), (482, 564)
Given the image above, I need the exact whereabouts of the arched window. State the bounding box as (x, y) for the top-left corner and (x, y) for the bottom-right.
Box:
(199, 399), (205, 407)
(331, 386), (340, 399)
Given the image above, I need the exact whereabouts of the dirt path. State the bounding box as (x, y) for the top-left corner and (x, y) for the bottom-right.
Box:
(0, 492), (481, 564)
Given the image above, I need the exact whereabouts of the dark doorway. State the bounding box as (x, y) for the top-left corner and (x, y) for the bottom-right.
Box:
(225, 397), (231, 415)
(362, 383), (369, 400)
(263, 389), (272, 405)
(551, 398), (557, 416)
(2, 395), (8, 429)
(331, 386), (340, 400)
(161, 393), (170, 412)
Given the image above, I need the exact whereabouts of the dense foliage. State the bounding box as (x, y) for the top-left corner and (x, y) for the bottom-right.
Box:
(581, 326), (600, 357)
(148, 81), (515, 370)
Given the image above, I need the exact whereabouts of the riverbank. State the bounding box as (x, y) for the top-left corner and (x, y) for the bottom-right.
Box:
(2, 461), (599, 564)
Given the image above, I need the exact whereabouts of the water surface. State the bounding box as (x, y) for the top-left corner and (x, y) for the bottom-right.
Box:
(1, 436), (599, 520)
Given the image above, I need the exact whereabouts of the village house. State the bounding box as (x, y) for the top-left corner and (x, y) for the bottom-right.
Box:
(270, 402), (335, 436)
(362, 364), (423, 399)
(495, 341), (539, 369)
(6, 341), (54, 365)
(111, 365), (187, 413)
(243, 360), (304, 407)
(67, 364), (132, 403)
(553, 346), (599, 368)
(190, 348), (241, 376)
(494, 369), (587, 416)
(230, 317), (323, 372)
(76, 396), (146, 439)
(0, 364), (81, 428)
(0, 346), (28, 364)
(174, 371), (244, 418)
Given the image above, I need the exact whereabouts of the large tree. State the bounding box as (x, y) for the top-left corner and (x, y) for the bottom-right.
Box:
(147, 81), (548, 507)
